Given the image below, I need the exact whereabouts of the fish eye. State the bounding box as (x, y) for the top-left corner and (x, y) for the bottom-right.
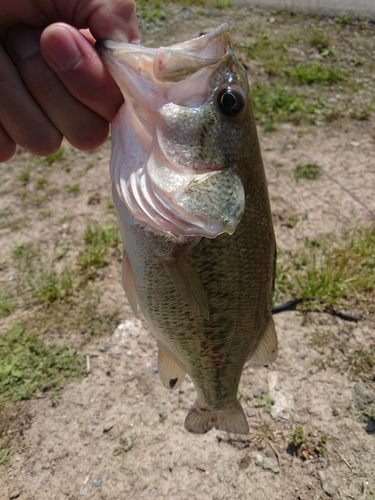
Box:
(217, 87), (244, 117)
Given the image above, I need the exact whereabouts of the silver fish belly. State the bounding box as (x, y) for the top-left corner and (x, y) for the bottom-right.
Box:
(98, 24), (277, 434)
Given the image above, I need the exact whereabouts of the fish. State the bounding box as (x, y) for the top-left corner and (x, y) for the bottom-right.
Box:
(97, 23), (277, 434)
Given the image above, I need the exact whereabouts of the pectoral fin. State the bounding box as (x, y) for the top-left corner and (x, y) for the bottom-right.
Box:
(122, 251), (138, 317)
(157, 341), (186, 390)
(161, 257), (209, 320)
(248, 317), (278, 367)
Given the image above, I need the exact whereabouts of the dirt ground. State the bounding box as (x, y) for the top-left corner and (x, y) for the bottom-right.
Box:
(1, 4), (375, 500)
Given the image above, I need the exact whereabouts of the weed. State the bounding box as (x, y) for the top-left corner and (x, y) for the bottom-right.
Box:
(18, 168), (31, 183)
(39, 208), (51, 218)
(0, 287), (16, 317)
(293, 163), (322, 180)
(335, 14), (354, 26)
(11, 241), (36, 262)
(31, 267), (74, 303)
(67, 183), (80, 194)
(86, 162), (94, 171)
(44, 147), (64, 164)
(251, 84), (325, 128)
(280, 225), (375, 311)
(105, 199), (116, 215)
(36, 175), (48, 189)
(285, 64), (347, 85)
(258, 392), (272, 413)
(309, 32), (331, 52)
(348, 345), (375, 378)
(0, 449), (14, 465)
(0, 324), (85, 408)
(288, 425), (328, 459)
(78, 223), (120, 272)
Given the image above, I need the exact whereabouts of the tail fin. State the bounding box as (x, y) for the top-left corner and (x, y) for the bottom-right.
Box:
(184, 400), (249, 434)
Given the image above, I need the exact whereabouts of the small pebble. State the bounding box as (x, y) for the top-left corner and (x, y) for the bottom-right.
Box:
(80, 486), (88, 496)
(246, 408), (256, 418)
(92, 475), (103, 487)
(262, 457), (280, 474)
(254, 453), (264, 466)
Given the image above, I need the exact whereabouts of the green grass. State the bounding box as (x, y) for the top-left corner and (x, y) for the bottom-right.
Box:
(67, 183), (80, 194)
(44, 147), (64, 164)
(276, 225), (375, 311)
(251, 84), (326, 127)
(31, 267), (74, 303)
(293, 163), (322, 181)
(289, 425), (328, 460)
(284, 64), (347, 85)
(78, 223), (120, 272)
(0, 324), (85, 408)
(36, 175), (48, 189)
(0, 288), (16, 317)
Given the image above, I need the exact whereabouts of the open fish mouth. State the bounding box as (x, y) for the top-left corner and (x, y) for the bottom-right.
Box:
(97, 24), (247, 238)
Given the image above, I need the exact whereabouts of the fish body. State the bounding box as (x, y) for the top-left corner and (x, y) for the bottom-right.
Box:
(98, 24), (277, 434)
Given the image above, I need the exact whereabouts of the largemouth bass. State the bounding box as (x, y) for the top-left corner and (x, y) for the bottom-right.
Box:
(98, 24), (277, 434)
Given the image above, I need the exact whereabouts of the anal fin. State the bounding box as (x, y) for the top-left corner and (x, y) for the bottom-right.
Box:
(161, 256), (209, 320)
(157, 341), (186, 390)
(248, 317), (278, 367)
(122, 251), (138, 317)
(184, 400), (249, 434)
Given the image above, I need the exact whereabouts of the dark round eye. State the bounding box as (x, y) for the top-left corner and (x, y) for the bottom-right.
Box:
(217, 87), (244, 117)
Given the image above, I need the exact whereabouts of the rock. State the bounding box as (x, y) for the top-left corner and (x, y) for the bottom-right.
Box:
(267, 372), (294, 420)
(103, 423), (114, 433)
(353, 382), (374, 410)
(8, 490), (21, 499)
(318, 471), (339, 498)
(80, 486), (88, 496)
(254, 453), (264, 466)
(92, 475), (103, 487)
(262, 457), (280, 474)
(245, 408), (256, 418)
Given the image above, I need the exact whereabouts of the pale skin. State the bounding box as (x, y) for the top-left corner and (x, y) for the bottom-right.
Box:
(0, 0), (139, 162)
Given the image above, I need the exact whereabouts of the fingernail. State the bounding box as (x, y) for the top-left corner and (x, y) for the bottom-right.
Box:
(7, 27), (41, 60)
(43, 28), (81, 71)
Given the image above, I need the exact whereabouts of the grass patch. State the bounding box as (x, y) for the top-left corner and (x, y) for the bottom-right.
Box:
(67, 183), (80, 194)
(0, 324), (85, 408)
(288, 425), (328, 460)
(44, 147), (64, 164)
(78, 223), (120, 272)
(284, 64), (347, 85)
(276, 224), (375, 311)
(0, 287), (16, 317)
(31, 267), (74, 303)
(348, 345), (375, 378)
(251, 84), (326, 128)
(293, 163), (322, 180)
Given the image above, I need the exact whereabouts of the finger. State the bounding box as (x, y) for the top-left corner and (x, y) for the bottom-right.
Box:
(41, 23), (123, 122)
(0, 123), (16, 162)
(7, 25), (109, 151)
(1, 0), (139, 43)
(0, 43), (62, 160)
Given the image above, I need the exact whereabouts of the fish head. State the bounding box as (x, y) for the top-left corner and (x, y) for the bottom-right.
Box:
(98, 24), (251, 238)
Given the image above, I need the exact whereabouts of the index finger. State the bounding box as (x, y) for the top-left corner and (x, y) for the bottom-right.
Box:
(1, 0), (139, 42)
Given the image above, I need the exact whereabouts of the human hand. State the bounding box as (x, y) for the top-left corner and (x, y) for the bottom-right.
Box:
(0, 0), (138, 162)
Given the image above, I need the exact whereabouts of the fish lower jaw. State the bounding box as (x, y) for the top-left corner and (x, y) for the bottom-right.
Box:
(184, 400), (249, 435)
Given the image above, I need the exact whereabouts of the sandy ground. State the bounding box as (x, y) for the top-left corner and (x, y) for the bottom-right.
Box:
(1, 5), (374, 500)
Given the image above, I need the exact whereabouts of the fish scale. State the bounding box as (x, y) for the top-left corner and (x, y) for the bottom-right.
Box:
(98, 23), (277, 434)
